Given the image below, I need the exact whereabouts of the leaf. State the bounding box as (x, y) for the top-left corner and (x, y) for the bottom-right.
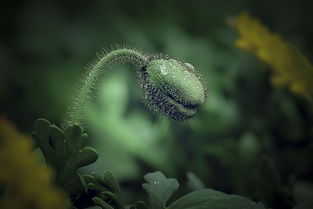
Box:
(168, 189), (267, 209)
(134, 201), (148, 209)
(92, 196), (115, 209)
(186, 172), (205, 191)
(128, 201), (148, 209)
(142, 171), (179, 209)
(84, 171), (124, 209)
(32, 118), (98, 196)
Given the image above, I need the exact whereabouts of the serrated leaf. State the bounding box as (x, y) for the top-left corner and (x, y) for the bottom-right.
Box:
(168, 189), (267, 209)
(32, 118), (98, 196)
(142, 171), (179, 209)
(84, 171), (124, 209)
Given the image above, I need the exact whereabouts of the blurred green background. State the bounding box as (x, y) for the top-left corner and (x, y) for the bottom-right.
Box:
(1, 0), (313, 208)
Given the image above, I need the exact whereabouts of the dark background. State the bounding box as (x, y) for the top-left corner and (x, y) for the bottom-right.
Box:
(1, 0), (313, 208)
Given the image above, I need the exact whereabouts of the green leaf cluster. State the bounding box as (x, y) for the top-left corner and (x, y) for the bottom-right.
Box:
(32, 119), (267, 209)
(139, 171), (266, 209)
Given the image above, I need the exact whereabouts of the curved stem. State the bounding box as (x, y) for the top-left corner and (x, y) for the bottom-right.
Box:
(63, 48), (148, 128)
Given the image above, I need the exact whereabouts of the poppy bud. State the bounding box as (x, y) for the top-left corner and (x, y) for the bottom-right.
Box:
(140, 58), (207, 120)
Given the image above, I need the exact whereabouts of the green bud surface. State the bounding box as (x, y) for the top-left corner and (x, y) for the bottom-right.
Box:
(140, 58), (207, 120)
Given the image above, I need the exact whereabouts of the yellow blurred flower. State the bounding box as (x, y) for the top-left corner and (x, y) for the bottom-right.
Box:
(233, 12), (313, 97)
(0, 118), (68, 209)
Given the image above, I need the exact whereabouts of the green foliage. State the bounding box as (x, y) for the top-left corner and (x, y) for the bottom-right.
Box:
(129, 172), (268, 209)
(141, 171), (266, 209)
(186, 172), (206, 191)
(84, 170), (267, 209)
(84, 171), (124, 209)
(142, 171), (179, 209)
(168, 189), (266, 209)
(30, 119), (269, 209)
(130, 201), (148, 209)
(32, 119), (98, 196)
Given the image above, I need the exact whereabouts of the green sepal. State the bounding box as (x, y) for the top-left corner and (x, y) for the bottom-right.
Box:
(32, 118), (99, 196)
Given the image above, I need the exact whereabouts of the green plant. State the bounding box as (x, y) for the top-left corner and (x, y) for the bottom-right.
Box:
(63, 47), (207, 128)
(27, 47), (269, 209)
(32, 118), (267, 209)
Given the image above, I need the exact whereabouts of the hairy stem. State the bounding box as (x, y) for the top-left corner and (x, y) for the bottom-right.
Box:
(63, 48), (148, 128)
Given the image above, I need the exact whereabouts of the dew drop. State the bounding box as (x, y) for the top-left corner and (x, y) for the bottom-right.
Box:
(160, 64), (168, 75)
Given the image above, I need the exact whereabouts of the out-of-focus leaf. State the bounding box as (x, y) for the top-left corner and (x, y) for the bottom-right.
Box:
(186, 172), (206, 191)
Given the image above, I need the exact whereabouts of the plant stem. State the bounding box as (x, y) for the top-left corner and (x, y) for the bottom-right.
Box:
(63, 48), (148, 128)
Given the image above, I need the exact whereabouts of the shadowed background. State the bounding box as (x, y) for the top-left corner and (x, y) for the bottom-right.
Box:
(1, 0), (313, 208)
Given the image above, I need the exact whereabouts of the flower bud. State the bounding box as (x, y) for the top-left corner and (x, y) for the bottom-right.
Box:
(140, 58), (207, 120)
